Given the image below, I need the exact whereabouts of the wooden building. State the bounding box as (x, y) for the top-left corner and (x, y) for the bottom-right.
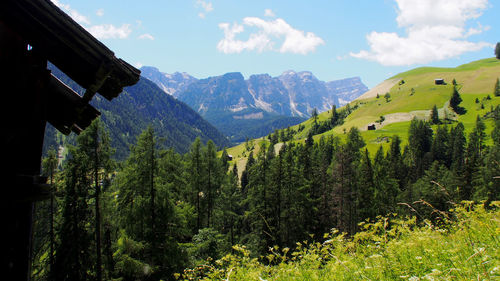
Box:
(0, 0), (140, 279)
(435, 78), (445, 85)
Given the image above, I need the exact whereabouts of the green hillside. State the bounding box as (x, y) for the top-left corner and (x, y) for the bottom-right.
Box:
(224, 58), (500, 171)
(337, 58), (500, 152)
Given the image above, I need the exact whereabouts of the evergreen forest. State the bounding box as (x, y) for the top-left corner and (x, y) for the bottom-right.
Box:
(31, 106), (500, 280)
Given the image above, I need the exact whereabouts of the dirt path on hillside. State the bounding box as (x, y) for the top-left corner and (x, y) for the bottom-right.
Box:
(373, 111), (427, 129)
(364, 101), (454, 130)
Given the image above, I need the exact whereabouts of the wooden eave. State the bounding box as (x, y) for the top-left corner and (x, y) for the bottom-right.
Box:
(0, 0), (140, 101)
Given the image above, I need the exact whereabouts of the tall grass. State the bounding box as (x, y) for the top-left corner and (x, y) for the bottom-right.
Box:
(179, 202), (500, 280)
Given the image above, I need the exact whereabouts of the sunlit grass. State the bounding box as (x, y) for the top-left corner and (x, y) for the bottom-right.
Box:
(180, 203), (500, 280)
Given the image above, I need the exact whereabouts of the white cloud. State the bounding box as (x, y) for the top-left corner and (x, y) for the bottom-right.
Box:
(138, 33), (155, 40)
(264, 9), (276, 17)
(351, 0), (492, 66)
(51, 0), (134, 40)
(51, 0), (90, 25)
(217, 17), (324, 55)
(87, 24), (132, 39)
(196, 0), (213, 19)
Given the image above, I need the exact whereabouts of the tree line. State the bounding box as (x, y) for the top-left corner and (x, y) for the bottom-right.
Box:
(32, 105), (500, 280)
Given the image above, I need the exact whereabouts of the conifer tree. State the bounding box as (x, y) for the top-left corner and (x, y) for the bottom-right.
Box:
(430, 105), (439, 124)
(188, 137), (204, 230)
(463, 116), (486, 200)
(331, 127), (365, 234)
(450, 85), (464, 114)
(245, 142), (273, 255)
(216, 164), (241, 246)
(204, 140), (220, 228)
(357, 149), (375, 220)
(386, 135), (406, 191)
(449, 122), (466, 173)
(494, 78), (500, 97)
(373, 147), (398, 215)
(330, 105), (338, 126)
(408, 119), (433, 181)
(42, 149), (58, 276)
(76, 119), (114, 281)
(114, 126), (163, 277)
(431, 125), (450, 166)
(53, 149), (92, 281)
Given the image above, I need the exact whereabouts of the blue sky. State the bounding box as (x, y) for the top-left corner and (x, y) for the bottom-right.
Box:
(52, 0), (499, 88)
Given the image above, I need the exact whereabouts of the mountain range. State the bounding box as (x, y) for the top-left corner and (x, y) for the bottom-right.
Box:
(140, 67), (368, 141)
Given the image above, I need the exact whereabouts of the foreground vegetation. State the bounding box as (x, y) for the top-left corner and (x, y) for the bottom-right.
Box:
(31, 103), (500, 280)
(182, 203), (500, 280)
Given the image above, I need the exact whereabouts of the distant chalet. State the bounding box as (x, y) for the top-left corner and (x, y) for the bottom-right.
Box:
(435, 78), (445, 85)
(1, 0), (140, 279)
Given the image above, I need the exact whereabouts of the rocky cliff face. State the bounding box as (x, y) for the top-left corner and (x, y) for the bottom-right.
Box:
(140, 66), (197, 96)
(325, 77), (368, 106)
(140, 66), (369, 117)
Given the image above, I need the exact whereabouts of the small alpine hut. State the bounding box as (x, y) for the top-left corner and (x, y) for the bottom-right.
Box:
(0, 0), (140, 280)
(435, 78), (445, 85)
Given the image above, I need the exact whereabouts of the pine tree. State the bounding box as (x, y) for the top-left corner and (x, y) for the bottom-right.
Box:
(245, 142), (273, 255)
(431, 125), (450, 166)
(189, 137), (204, 230)
(373, 147), (398, 215)
(386, 135), (406, 191)
(204, 140), (220, 228)
(330, 105), (338, 126)
(331, 128), (365, 234)
(76, 119), (114, 281)
(495, 42), (500, 59)
(53, 149), (93, 281)
(430, 105), (439, 124)
(463, 116), (486, 200)
(449, 122), (466, 173)
(240, 151), (254, 191)
(494, 78), (500, 97)
(450, 85), (464, 114)
(216, 164), (241, 246)
(357, 149), (375, 220)
(408, 119), (433, 181)
(42, 149), (58, 276)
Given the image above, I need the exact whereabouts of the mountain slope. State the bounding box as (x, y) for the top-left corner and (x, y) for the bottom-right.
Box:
(309, 57), (500, 151)
(44, 64), (230, 160)
(178, 72), (306, 141)
(139, 66), (197, 96)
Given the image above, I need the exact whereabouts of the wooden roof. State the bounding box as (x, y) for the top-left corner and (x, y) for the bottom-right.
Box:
(0, 0), (140, 101)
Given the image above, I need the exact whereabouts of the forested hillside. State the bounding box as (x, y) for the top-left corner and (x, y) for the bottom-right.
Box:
(32, 102), (500, 280)
(43, 64), (230, 160)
